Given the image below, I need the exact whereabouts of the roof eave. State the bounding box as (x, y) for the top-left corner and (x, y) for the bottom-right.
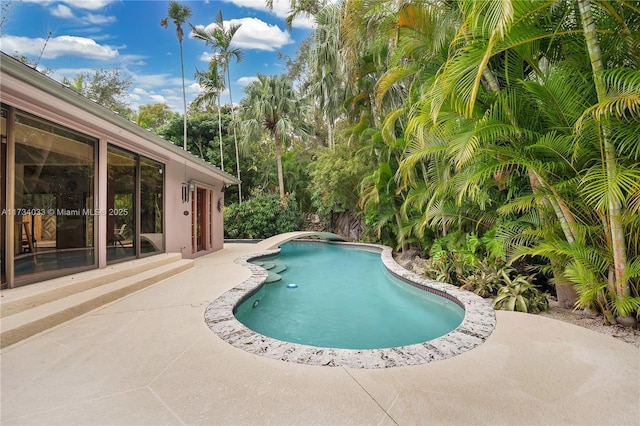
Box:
(0, 52), (241, 185)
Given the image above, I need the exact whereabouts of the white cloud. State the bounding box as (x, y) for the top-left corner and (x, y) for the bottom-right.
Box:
(125, 74), (195, 112)
(131, 73), (176, 89)
(62, 0), (117, 10)
(223, 0), (315, 29)
(198, 52), (214, 62)
(149, 94), (168, 103)
(23, 0), (117, 11)
(118, 54), (146, 66)
(84, 13), (117, 25)
(192, 17), (293, 52)
(230, 18), (294, 51)
(187, 82), (202, 94)
(237, 76), (259, 87)
(51, 4), (74, 19)
(0, 35), (118, 60)
(24, 0), (117, 25)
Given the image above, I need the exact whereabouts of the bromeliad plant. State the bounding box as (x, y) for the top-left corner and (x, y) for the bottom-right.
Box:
(421, 230), (549, 312)
(460, 259), (507, 298)
(493, 271), (548, 314)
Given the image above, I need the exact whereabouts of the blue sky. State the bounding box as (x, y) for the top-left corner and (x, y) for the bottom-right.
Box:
(0, 0), (314, 113)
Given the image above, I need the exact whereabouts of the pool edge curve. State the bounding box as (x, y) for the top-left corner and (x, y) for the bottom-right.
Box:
(204, 241), (496, 369)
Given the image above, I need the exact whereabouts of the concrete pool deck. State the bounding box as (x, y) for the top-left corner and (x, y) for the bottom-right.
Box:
(1, 243), (639, 425)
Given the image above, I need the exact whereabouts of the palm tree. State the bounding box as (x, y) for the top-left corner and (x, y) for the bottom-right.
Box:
(193, 60), (226, 170)
(161, 1), (192, 151)
(238, 74), (307, 199)
(391, 0), (640, 321)
(191, 11), (244, 202)
(309, 4), (346, 149)
(577, 0), (630, 308)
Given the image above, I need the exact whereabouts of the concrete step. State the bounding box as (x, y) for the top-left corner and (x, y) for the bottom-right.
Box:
(0, 257), (193, 349)
(1, 253), (183, 318)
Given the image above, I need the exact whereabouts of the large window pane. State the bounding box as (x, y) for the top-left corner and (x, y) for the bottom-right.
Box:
(107, 146), (136, 262)
(140, 157), (163, 254)
(14, 112), (95, 279)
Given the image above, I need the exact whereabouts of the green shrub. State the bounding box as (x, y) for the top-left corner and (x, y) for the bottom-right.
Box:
(493, 272), (549, 314)
(422, 231), (549, 314)
(423, 231), (506, 287)
(460, 260), (508, 298)
(224, 194), (304, 239)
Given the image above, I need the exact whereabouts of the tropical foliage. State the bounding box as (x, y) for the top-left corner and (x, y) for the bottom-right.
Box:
(136, 103), (175, 131)
(224, 193), (304, 239)
(253, 0), (638, 324)
(192, 60), (227, 171)
(237, 74), (310, 200)
(62, 69), (133, 118)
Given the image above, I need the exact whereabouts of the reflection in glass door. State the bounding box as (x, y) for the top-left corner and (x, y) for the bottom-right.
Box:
(13, 111), (96, 281)
(140, 157), (163, 255)
(107, 147), (163, 262)
(107, 146), (135, 262)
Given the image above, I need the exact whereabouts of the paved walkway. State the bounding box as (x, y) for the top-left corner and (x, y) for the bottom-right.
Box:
(1, 243), (638, 425)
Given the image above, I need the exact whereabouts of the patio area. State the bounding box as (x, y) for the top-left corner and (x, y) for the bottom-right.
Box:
(1, 243), (638, 425)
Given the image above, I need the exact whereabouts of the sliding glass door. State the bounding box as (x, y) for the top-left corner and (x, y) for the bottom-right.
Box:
(140, 156), (163, 255)
(107, 145), (163, 263)
(107, 146), (136, 262)
(13, 110), (96, 281)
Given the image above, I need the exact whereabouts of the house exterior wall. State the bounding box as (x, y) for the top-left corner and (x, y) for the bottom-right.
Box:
(1, 54), (238, 287)
(162, 161), (226, 257)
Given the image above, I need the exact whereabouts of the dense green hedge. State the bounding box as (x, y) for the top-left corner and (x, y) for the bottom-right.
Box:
(224, 194), (304, 239)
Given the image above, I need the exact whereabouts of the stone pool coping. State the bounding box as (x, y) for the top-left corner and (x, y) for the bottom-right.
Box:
(204, 241), (496, 368)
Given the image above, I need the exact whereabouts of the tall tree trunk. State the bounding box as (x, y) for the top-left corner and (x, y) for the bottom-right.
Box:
(273, 131), (285, 199)
(179, 40), (188, 151)
(217, 95), (224, 171)
(326, 119), (333, 150)
(577, 0), (629, 300)
(528, 170), (578, 244)
(227, 67), (242, 203)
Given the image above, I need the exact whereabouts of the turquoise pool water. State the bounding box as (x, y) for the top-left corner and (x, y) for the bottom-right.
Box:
(234, 242), (465, 350)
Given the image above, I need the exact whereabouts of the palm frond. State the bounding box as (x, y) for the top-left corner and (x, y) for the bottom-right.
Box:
(580, 165), (640, 211)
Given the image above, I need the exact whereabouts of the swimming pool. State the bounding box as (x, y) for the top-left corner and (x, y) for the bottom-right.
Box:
(205, 240), (496, 368)
(235, 242), (465, 349)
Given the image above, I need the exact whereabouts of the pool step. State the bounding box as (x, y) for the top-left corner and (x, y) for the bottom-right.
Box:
(0, 254), (193, 349)
(265, 271), (282, 283)
(270, 264), (286, 274)
(255, 261), (286, 283)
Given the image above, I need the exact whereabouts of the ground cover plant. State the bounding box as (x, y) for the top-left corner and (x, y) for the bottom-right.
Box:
(421, 231), (549, 313)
